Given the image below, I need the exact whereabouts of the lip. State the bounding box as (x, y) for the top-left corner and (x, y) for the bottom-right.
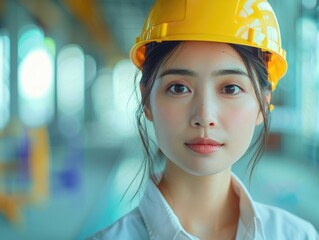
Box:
(185, 137), (224, 154)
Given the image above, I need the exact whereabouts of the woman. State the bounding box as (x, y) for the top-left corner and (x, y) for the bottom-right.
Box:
(89, 0), (319, 239)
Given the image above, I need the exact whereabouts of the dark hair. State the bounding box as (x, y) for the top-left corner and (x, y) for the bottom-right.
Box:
(134, 41), (271, 193)
(230, 44), (272, 180)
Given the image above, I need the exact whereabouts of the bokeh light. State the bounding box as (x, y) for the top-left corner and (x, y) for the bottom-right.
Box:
(57, 44), (85, 136)
(0, 33), (10, 130)
(18, 26), (55, 127)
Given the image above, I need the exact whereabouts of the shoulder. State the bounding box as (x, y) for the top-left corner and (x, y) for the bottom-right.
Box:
(255, 202), (318, 239)
(86, 208), (149, 240)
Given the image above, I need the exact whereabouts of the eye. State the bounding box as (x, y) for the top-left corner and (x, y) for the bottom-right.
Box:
(167, 84), (191, 94)
(221, 84), (242, 95)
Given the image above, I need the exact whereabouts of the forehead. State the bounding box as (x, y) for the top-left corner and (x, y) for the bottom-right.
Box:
(161, 41), (246, 72)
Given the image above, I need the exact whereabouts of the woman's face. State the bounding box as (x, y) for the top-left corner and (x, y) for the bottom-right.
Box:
(144, 41), (263, 176)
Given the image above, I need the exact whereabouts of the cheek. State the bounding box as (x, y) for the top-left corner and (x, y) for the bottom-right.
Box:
(152, 98), (186, 131)
(226, 104), (259, 140)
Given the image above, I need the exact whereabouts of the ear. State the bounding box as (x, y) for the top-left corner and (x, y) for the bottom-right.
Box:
(140, 84), (153, 121)
(144, 107), (153, 121)
(256, 112), (264, 126)
(256, 94), (271, 125)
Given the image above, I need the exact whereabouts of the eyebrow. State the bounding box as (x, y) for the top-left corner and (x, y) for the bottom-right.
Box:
(159, 68), (196, 78)
(159, 68), (249, 78)
(214, 69), (249, 77)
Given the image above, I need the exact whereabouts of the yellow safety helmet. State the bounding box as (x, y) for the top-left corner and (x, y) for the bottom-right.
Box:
(130, 0), (287, 90)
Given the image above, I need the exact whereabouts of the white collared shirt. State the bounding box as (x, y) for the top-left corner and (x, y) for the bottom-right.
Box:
(88, 174), (319, 240)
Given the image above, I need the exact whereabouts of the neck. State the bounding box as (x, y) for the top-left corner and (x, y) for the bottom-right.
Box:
(157, 161), (239, 239)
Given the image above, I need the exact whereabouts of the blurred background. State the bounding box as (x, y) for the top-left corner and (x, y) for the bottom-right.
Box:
(0, 0), (318, 239)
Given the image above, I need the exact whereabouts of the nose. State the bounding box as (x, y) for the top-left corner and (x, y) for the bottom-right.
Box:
(190, 100), (217, 128)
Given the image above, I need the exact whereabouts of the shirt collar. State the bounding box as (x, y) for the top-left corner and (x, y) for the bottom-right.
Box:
(231, 174), (266, 240)
(139, 178), (195, 239)
(139, 173), (265, 240)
